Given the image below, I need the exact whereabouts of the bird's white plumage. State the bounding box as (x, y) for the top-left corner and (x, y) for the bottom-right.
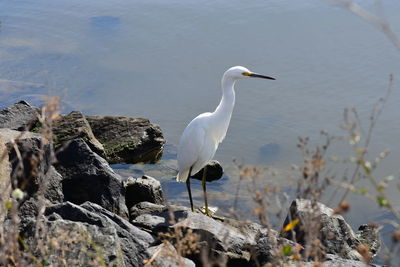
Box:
(177, 112), (219, 182)
(176, 66), (275, 184)
(176, 66), (247, 182)
(176, 66), (275, 214)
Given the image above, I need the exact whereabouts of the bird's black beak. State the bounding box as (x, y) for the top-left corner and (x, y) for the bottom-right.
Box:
(249, 73), (276, 80)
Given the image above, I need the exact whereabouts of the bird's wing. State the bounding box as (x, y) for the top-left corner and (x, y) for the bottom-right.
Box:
(176, 117), (206, 182)
(191, 129), (219, 175)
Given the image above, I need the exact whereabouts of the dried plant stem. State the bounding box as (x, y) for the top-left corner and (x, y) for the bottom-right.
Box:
(333, 0), (400, 51)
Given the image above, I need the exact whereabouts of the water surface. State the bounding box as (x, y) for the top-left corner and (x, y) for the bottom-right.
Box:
(1, 0), (400, 248)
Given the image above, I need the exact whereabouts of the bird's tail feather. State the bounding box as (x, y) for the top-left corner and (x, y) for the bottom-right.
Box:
(176, 169), (190, 182)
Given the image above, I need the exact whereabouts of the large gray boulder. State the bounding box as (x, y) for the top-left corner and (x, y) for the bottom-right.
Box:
(132, 204), (318, 266)
(124, 175), (164, 211)
(86, 116), (165, 164)
(42, 201), (155, 267)
(54, 138), (128, 218)
(131, 205), (258, 265)
(0, 101), (39, 131)
(281, 199), (379, 261)
(53, 111), (105, 156)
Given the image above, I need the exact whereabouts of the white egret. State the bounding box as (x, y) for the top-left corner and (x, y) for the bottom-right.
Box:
(176, 66), (275, 216)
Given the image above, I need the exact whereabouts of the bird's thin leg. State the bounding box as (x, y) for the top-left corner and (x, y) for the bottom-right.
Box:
(186, 167), (194, 212)
(202, 165), (210, 216)
(199, 167), (225, 221)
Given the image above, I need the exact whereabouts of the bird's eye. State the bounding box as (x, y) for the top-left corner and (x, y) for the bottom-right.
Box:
(242, 72), (251, 76)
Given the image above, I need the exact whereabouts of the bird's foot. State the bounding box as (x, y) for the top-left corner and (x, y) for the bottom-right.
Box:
(197, 207), (212, 216)
(197, 207), (225, 221)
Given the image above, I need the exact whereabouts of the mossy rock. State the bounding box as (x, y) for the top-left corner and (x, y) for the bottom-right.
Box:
(86, 116), (165, 164)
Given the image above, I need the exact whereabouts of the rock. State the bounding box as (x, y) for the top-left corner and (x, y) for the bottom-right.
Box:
(44, 201), (154, 267)
(0, 101), (39, 131)
(146, 242), (196, 267)
(222, 218), (279, 244)
(53, 111), (104, 156)
(309, 254), (381, 267)
(0, 136), (11, 225)
(1, 129), (63, 238)
(4, 129), (52, 198)
(356, 224), (381, 256)
(132, 213), (170, 232)
(132, 205), (256, 264)
(250, 235), (298, 266)
(281, 199), (362, 260)
(18, 196), (43, 236)
(191, 160), (224, 182)
(220, 218), (297, 266)
(79, 202), (154, 245)
(1, 129), (62, 238)
(252, 237), (277, 266)
(0, 128), (42, 143)
(124, 176), (164, 211)
(54, 138), (128, 218)
(17, 166), (64, 230)
(250, 236), (277, 266)
(86, 115), (165, 164)
(42, 166), (64, 203)
(129, 201), (168, 220)
(133, 207), (307, 266)
(45, 219), (125, 266)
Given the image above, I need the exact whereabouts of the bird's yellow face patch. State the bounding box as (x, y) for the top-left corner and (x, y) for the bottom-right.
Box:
(242, 72), (251, 76)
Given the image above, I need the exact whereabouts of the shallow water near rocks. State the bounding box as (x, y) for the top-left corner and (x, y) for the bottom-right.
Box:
(1, 0), (400, 262)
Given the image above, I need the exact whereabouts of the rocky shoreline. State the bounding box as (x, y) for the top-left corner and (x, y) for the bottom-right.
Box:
(0, 101), (381, 266)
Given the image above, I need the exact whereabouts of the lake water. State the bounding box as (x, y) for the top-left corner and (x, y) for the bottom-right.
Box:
(1, 0), (400, 257)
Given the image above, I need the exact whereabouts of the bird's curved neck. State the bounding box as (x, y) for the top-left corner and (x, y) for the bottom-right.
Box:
(213, 76), (236, 119)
